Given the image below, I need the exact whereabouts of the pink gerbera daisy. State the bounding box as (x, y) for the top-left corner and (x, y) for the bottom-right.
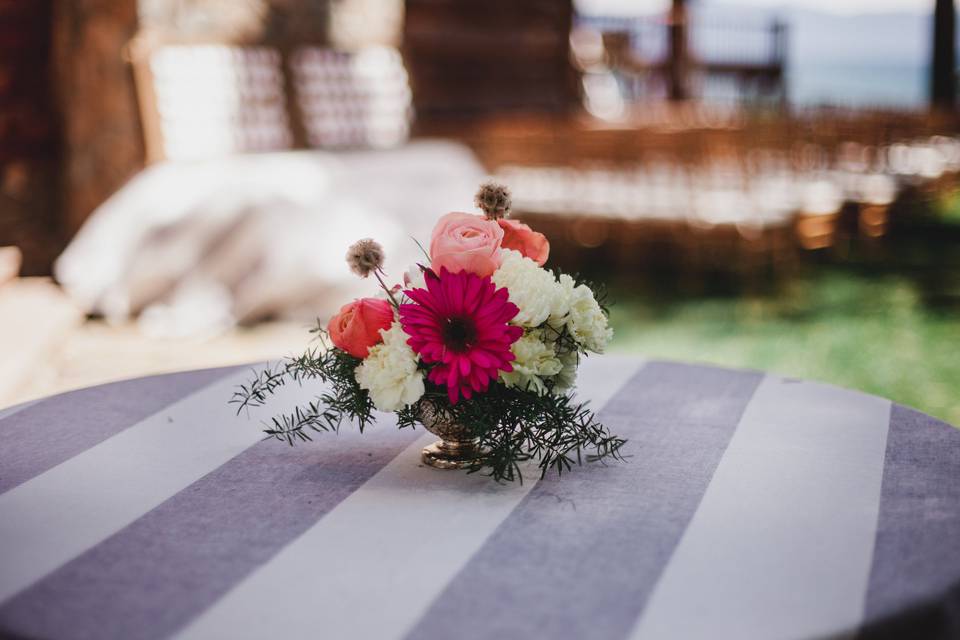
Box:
(400, 267), (523, 404)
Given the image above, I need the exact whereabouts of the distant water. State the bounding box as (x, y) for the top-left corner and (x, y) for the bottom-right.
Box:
(579, 3), (934, 110)
(790, 60), (927, 108)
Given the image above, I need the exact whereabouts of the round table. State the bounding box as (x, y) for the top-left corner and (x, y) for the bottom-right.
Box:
(0, 357), (957, 640)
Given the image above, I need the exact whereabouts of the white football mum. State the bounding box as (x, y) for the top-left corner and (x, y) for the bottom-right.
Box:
(566, 284), (613, 353)
(548, 273), (577, 327)
(500, 330), (562, 394)
(492, 249), (560, 327)
(553, 348), (579, 392)
(355, 321), (425, 412)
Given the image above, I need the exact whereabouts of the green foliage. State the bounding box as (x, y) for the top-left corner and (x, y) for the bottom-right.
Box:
(396, 376), (626, 483)
(232, 325), (627, 483)
(231, 330), (376, 444)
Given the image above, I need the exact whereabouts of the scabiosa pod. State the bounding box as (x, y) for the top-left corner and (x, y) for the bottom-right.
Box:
(346, 237), (402, 309)
(345, 238), (385, 278)
(475, 180), (512, 220)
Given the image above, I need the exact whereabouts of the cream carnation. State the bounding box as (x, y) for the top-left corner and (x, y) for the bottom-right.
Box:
(355, 321), (425, 411)
(491, 249), (560, 327)
(553, 349), (579, 393)
(566, 284), (613, 353)
(501, 330), (562, 394)
(548, 273), (576, 327)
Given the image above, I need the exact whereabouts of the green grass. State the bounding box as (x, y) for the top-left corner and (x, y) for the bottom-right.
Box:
(607, 267), (960, 427)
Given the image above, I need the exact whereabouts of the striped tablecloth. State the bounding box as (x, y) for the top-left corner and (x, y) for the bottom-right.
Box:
(0, 357), (957, 640)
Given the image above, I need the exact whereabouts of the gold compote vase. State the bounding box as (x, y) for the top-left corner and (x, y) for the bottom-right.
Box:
(416, 400), (486, 469)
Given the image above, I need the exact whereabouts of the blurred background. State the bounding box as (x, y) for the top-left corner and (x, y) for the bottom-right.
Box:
(1, 0), (958, 425)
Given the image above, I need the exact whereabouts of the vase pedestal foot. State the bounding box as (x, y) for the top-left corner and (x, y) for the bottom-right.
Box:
(421, 439), (484, 470)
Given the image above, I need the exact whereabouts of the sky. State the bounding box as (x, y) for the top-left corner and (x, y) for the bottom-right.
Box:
(575, 0), (932, 16)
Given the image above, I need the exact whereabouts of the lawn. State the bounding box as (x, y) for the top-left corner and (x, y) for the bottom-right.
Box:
(607, 263), (960, 428)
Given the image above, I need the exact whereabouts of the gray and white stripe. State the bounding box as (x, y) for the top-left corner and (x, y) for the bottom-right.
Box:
(0, 365), (320, 604)
(175, 355), (645, 640)
(0, 366), (244, 494)
(630, 376), (890, 640)
(0, 359), (957, 640)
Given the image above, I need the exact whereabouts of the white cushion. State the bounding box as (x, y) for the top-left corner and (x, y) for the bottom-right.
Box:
(55, 140), (485, 336)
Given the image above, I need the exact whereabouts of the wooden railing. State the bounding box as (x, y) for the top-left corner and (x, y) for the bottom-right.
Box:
(575, 13), (787, 105)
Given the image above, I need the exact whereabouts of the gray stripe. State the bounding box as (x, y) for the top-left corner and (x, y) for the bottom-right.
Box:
(0, 399), (40, 421)
(859, 404), (960, 639)
(0, 366), (244, 495)
(0, 416), (420, 640)
(403, 361), (764, 640)
(631, 376), (891, 640)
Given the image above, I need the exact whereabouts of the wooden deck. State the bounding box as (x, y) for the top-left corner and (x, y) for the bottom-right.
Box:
(0, 278), (310, 408)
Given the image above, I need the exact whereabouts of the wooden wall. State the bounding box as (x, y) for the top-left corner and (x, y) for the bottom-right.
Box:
(404, 0), (578, 129)
(0, 0), (143, 274)
(54, 0), (143, 236)
(138, 0), (401, 47)
(2, 0), (576, 274)
(0, 0), (62, 275)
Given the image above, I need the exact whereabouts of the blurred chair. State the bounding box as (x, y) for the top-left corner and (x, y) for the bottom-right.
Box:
(291, 46), (411, 149)
(128, 33), (414, 162)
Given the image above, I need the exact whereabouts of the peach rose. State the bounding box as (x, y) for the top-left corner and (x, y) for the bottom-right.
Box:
(429, 212), (504, 278)
(498, 219), (549, 266)
(327, 298), (394, 359)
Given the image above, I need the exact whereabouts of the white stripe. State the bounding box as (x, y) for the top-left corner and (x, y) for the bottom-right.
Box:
(176, 355), (645, 640)
(630, 374), (891, 640)
(571, 353), (646, 412)
(0, 366), (324, 603)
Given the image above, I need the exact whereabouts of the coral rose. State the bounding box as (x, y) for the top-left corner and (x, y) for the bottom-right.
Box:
(327, 298), (394, 358)
(429, 212), (504, 278)
(498, 219), (549, 266)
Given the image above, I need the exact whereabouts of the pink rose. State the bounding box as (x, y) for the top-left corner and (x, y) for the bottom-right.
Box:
(429, 212), (504, 278)
(498, 219), (550, 266)
(327, 298), (394, 358)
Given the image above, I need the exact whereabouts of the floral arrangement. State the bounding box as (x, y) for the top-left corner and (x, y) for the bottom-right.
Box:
(234, 182), (626, 482)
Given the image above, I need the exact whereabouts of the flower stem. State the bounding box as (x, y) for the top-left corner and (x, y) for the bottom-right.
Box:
(375, 269), (401, 310)
(411, 236), (431, 262)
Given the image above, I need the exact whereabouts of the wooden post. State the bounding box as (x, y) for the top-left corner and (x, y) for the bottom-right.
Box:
(772, 20), (788, 106)
(931, 0), (956, 111)
(0, 0), (64, 274)
(667, 0), (689, 101)
(53, 0), (143, 234)
(772, 20), (786, 65)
